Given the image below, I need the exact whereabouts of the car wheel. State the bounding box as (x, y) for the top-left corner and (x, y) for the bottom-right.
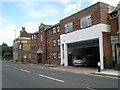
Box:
(83, 63), (87, 67)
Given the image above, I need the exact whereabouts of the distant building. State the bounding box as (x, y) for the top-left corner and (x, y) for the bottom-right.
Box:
(13, 27), (31, 64)
(30, 23), (52, 64)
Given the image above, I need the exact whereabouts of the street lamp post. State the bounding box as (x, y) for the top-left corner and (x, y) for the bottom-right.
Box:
(14, 30), (16, 39)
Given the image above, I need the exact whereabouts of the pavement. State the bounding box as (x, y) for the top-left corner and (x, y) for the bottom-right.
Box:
(37, 64), (120, 78)
(16, 62), (120, 78)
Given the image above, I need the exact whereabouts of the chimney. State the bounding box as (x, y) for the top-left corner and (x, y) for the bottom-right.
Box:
(22, 27), (25, 31)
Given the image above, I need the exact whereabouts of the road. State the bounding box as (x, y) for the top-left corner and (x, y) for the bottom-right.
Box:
(2, 61), (119, 88)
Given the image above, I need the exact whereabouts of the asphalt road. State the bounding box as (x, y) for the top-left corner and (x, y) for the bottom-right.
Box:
(2, 61), (119, 88)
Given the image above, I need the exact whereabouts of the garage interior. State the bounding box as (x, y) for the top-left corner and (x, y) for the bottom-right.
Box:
(67, 39), (100, 68)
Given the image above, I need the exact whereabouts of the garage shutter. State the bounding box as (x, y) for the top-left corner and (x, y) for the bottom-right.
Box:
(68, 39), (99, 49)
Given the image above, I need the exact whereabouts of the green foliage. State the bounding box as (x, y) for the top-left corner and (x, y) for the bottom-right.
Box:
(1, 43), (13, 60)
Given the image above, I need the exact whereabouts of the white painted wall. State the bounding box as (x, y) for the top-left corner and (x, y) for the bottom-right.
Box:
(60, 24), (110, 69)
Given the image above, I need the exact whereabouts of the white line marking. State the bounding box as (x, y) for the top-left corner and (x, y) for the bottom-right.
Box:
(38, 74), (64, 83)
(38, 67), (43, 69)
(12, 66), (17, 69)
(20, 69), (31, 73)
(86, 87), (95, 90)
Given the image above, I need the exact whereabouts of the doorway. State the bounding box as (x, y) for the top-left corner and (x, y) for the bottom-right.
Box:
(37, 53), (42, 63)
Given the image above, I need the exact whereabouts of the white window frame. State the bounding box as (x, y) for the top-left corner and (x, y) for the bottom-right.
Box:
(64, 22), (73, 33)
(53, 52), (56, 59)
(53, 40), (56, 47)
(57, 39), (60, 47)
(57, 26), (60, 32)
(80, 15), (92, 28)
(58, 52), (61, 59)
(53, 27), (56, 34)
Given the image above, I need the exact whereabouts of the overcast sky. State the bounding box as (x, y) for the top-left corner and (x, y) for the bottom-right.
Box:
(0, 0), (119, 46)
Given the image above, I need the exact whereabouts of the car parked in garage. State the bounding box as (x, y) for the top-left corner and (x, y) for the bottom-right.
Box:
(73, 56), (94, 66)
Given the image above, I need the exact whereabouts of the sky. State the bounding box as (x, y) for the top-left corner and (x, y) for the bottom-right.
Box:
(0, 0), (119, 46)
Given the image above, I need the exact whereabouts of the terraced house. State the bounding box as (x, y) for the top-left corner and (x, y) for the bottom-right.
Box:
(13, 2), (120, 70)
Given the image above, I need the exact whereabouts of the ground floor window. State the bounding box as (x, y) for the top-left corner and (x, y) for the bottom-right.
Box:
(31, 53), (36, 59)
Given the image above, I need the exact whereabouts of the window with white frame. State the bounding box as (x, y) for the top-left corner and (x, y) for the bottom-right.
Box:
(57, 26), (60, 32)
(58, 52), (61, 59)
(57, 39), (60, 47)
(31, 35), (34, 40)
(53, 52), (56, 59)
(53, 40), (56, 47)
(41, 35), (42, 42)
(53, 27), (56, 33)
(80, 15), (92, 28)
(34, 34), (36, 39)
(64, 22), (73, 33)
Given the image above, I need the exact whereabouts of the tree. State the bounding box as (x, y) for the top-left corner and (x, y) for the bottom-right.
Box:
(1, 43), (13, 60)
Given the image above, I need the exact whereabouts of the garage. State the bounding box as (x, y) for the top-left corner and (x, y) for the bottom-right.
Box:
(67, 39), (100, 68)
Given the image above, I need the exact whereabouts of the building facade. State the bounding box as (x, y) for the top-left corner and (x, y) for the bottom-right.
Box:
(13, 27), (31, 64)
(46, 23), (61, 65)
(13, 2), (120, 70)
(60, 2), (113, 69)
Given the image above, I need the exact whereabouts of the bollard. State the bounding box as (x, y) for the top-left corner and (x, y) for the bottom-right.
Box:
(98, 62), (101, 72)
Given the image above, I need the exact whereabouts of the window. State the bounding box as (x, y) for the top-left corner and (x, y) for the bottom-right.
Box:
(58, 52), (61, 59)
(80, 15), (92, 28)
(53, 53), (56, 59)
(57, 26), (60, 32)
(48, 52), (51, 59)
(53, 40), (56, 47)
(31, 53), (36, 59)
(31, 35), (34, 40)
(34, 34), (36, 39)
(64, 22), (73, 33)
(57, 39), (60, 47)
(53, 27), (56, 33)
(47, 40), (50, 47)
(41, 35), (42, 42)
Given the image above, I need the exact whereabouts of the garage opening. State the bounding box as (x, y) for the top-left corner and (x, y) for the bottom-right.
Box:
(67, 39), (100, 68)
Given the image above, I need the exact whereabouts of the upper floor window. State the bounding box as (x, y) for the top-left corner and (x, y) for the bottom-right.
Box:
(57, 26), (60, 32)
(53, 27), (56, 34)
(31, 35), (34, 40)
(41, 35), (42, 42)
(57, 52), (61, 59)
(53, 40), (56, 47)
(34, 34), (36, 39)
(57, 39), (60, 47)
(64, 22), (73, 33)
(53, 52), (56, 59)
(47, 40), (50, 47)
(80, 15), (92, 28)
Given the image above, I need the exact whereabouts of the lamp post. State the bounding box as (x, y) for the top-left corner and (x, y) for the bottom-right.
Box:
(14, 30), (16, 39)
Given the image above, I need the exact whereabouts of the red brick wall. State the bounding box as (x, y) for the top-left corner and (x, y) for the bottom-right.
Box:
(60, 2), (110, 34)
(46, 25), (60, 65)
(102, 32), (112, 68)
(109, 17), (119, 36)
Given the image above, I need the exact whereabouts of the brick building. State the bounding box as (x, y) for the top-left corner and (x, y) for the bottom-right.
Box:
(13, 27), (31, 64)
(13, 2), (120, 70)
(30, 23), (52, 64)
(60, 2), (114, 69)
(108, 2), (120, 70)
(46, 23), (61, 65)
